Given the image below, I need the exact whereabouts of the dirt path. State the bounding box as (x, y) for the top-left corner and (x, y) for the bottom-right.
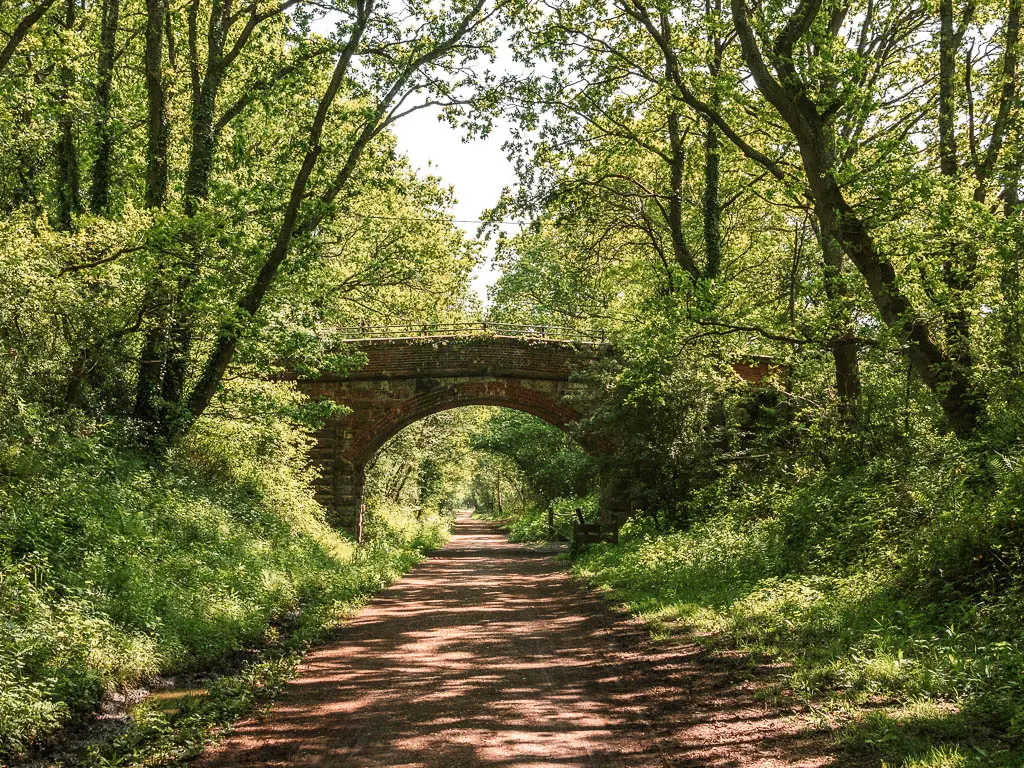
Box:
(194, 512), (835, 767)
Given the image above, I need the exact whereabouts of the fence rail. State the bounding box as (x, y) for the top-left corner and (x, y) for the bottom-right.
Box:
(335, 322), (608, 344)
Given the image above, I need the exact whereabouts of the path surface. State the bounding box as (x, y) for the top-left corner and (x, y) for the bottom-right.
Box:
(194, 512), (835, 767)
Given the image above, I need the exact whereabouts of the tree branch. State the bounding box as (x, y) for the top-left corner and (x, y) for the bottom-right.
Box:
(0, 0), (57, 73)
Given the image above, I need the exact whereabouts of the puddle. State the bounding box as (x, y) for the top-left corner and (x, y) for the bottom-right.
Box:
(132, 686), (210, 716)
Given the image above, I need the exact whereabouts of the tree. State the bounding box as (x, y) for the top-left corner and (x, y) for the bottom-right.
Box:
(726, 0), (1020, 436)
(495, 0), (872, 424)
(185, 0), (508, 429)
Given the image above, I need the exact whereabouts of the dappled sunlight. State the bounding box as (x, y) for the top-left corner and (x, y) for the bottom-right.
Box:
(194, 513), (833, 768)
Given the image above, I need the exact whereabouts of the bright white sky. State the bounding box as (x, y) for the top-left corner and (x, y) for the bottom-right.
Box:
(391, 110), (518, 305)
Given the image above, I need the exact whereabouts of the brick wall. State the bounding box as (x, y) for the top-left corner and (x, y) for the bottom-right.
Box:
(313, 337), (603, 381)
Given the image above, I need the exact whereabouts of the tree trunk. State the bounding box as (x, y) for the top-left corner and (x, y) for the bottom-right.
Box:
(158, 71), (224, 428)
(144, 0), (168, 209)
(702, 115), (722, 280)
(157, 0), (235, 425)
(183, 76), (223, 214)
(134, 329), (164, 423)
(816, 225), (861, 421)
(938, 0), (958, 178)
(974, 0), (1020, 202)
(88, 0), (120, 213)
(703, 12), (724, 281)
(54, 121), (80, 230)
(666, 109), (698, 279)
(54, 0), (80, 231)
(392, 463), (413, 502)
(936, 0), (977, 409)
(134, 0), (169, 425)
(159, 312), (191, 423)
(63, 349), (90, 407)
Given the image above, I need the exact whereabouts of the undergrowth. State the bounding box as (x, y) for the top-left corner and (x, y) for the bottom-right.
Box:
(568, 435), (1024, 768)
(0, 410), (449, 765)
(475, 493), (597, 543)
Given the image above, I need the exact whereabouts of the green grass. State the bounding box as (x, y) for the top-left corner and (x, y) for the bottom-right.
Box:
(565, 450), (1024, 768)
(0, 414), (449, 764)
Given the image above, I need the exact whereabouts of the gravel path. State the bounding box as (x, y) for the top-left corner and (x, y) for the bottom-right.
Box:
(193, 511), (835, 767)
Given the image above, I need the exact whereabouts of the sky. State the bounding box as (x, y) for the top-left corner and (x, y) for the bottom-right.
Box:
(391, 110), (518, 305)
(304, 11), (525, 305)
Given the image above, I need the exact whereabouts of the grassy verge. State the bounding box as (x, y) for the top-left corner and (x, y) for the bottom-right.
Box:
(570, 484), (1024, 768)
(38, 534), (437, 768)
(545, 431), (1024, 768)
(1, 413), (450, 766)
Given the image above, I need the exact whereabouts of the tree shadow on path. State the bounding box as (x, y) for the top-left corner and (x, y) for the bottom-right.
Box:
(193, 513), (837, 767)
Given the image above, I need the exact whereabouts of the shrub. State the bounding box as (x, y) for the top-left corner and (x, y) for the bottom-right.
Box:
(0, 410), (438, 760)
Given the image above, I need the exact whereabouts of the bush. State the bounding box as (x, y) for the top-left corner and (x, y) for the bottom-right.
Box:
(571, 439), (1024, 766)
(476, 492), (597, 543)
(0, 411), (437, 760)
(362, 498), (454, 553)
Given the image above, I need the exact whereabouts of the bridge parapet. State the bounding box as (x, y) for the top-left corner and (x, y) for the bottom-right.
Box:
(312, 336), (605, 383)
(335, 321), (608, 345)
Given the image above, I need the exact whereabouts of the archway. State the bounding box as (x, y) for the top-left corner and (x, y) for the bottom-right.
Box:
(293, 334), (624, 539)
(361, 405), (597, 541)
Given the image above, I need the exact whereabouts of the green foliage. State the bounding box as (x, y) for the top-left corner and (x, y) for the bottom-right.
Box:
(472, 12), (1024, 754)
(0, 6), (489, 752)
(3, 0), (1024, 765)
(502, 506), (553, 542)
(71, 653), (302, 768)
(470, 409), (596, 505)
(362, 499), (454, 553)
(0, 401), (436, 761)
(364, 409), (486, 517)
(0, 0), (493, 441)
(478, 492), (598, 543)
(571, 437), (1024, 767)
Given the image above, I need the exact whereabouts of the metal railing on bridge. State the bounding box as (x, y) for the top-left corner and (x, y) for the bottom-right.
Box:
(335, 322), (608, 344)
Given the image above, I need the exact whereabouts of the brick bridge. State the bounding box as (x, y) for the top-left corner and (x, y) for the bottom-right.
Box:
(294, 325), (619, 540)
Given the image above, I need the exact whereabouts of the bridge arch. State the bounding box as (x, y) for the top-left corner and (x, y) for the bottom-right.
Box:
(294, 331), (620, 539)
(349, 381), (585, 466)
